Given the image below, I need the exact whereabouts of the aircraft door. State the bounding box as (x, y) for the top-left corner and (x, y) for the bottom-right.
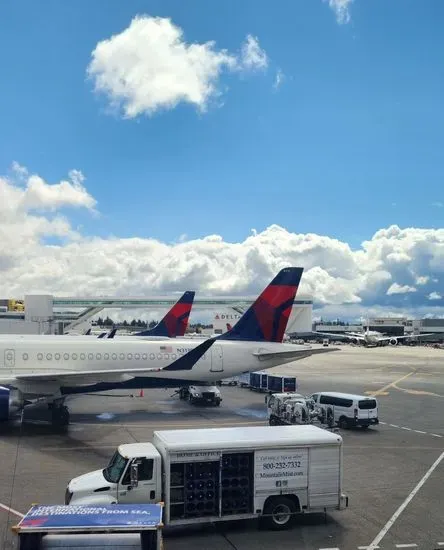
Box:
(4, 350), (15, 368)
(210, 345), (223, 372)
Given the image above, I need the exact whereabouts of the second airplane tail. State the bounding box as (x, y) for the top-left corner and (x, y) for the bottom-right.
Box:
(218, 267), (303, 343)
(134, 290), (195, 338)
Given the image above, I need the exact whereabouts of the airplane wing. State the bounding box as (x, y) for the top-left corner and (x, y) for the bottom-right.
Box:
(376, 333), (435, 342)
(254, 347), (339, 362)
(7, 338), (216, 386)
(315, 331), (365, 341)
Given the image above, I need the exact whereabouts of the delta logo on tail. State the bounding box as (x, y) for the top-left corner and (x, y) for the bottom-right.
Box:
(134, 291), (195, 338)
(219, 267), (303, 343)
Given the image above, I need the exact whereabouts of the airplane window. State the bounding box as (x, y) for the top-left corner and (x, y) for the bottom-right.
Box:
(157, 353), (162, 360)
(96, 353), (102, 360)
(112, 353), (117, 360)
(119, 353), (125, 360)
(55, 353), (60, 360)
(22, 353), (28, 360)
(149, 353), (155, 360)
(135, 353), (140, 360)
(127, 353), (133, 360)
(164, 353), (169, 360)
(171, 354), (177, 360)
(64, 353), (69, 360)
(72, 353), (78, 360)
(80, 353), (86, 360)
(37, 353), (43, 360)
(88, 353), (94, 360)
(104, 353), (110, 360)
(46, 353), (52, 360)
(142, 353), (147, 360)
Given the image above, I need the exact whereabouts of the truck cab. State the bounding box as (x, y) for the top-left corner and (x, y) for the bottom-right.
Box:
(179, 385), (222, 406)
(66, 443), (162, 506)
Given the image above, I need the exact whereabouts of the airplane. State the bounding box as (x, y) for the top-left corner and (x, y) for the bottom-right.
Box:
(0, 267), (337, 429)
(315, 325), (434, 347)
(106, 291), (195, 340)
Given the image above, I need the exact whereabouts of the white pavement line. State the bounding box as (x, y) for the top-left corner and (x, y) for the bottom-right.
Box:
(401, 427), (411, 431)
(431, 433), (443, 438)
(395, 544), (418, 548)
(436, 542), (444, 546)
(319, 548), (340, 550)
(0, 502), (25, 518)
(367, 450), (444, 550)
(358, 546), (380, 549)
(414, 430), (426, 434)
(390, 424), (400, 428)
(379, 421), (386, 425)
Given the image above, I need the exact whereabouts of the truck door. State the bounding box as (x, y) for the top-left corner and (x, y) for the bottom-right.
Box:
(210, 345), (223, 372)
(118, 457), (158, 504)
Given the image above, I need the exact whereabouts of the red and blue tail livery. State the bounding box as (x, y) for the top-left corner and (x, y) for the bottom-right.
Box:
(134, 291), (195, 338)
(219, 267), (303, 343)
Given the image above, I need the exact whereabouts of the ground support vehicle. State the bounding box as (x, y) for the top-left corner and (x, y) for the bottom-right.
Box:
(66, 425), (348, 531)
(309, 392), (379, 429)
(266, 393), (337, 432)
(178, 385), (222, 406)
(12, 503), (163, 550)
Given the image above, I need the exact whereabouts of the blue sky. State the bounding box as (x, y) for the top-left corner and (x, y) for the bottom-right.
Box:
(0, 0), (443, 248)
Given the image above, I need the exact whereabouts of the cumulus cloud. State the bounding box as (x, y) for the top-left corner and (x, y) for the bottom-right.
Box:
(3, 165), (444, 319)
(87, 15), (268, 118)
(324, 0), (354, 24)
(386, 283), (417, 295)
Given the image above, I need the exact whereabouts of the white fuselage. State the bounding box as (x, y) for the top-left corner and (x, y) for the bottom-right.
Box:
(0, 336), (308, 400)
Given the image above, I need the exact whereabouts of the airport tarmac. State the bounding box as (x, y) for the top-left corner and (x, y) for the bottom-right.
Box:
(0, 344), (443, 550)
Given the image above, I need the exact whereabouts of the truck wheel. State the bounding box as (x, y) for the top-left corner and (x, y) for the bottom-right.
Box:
(214, 399), (221, 406)
(339, 417), (349, 429)
(269, 416), (278, 426)
(262, 496), (297, 530)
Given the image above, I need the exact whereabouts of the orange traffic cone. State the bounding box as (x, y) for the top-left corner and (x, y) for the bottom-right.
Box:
(139, 389), (144, 398)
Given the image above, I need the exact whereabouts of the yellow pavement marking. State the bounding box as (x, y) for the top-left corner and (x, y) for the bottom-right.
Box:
(391, 384), (444, 398)
(366, 371), (415, 397)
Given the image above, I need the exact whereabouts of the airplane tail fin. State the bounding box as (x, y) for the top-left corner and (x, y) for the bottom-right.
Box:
(134, 291), (195, 338)
(84, 328), (92, 336)
(218, 267), (303, 343)
(107, 327), (117, 339)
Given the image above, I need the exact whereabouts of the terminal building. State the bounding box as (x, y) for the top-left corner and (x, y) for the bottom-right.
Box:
(0, 293), (314, 335)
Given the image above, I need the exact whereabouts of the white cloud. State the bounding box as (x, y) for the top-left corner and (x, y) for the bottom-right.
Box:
(273, 68), (285, 91)
(87, 16), (268, 118)
(324, 0), (354, 25)
(240, 35), (268, 71)
(3, 167), (444, 321)
(386, 283), (417, 295)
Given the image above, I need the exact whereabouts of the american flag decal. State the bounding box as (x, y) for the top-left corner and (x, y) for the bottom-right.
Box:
(160, 345), (173, 353)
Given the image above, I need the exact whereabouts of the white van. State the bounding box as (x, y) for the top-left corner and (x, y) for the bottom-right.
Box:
(308, 392), (379, 429)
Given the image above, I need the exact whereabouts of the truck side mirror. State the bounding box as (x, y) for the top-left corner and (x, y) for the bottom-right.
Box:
(130, 462), (139, 488)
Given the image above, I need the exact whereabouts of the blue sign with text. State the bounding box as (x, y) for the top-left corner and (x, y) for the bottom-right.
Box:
(19, 504), (163, 531)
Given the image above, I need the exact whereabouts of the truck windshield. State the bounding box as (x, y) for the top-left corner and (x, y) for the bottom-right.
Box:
(103, 451), (128, 483)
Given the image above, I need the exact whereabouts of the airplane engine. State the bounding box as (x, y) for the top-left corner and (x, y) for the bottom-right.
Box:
(0, 387), (24, 421)
(389, 338), (398, 346)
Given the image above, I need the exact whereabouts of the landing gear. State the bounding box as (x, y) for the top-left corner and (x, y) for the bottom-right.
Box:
(50, 403), (70, 428)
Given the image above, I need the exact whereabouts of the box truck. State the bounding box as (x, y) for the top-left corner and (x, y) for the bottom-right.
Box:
(65, 425), (348, 531)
